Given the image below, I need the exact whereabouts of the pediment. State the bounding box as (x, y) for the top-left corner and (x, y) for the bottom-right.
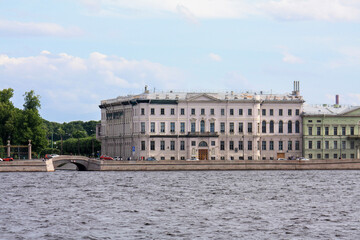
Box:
(186, 93), (220, 102)
(341, 107), (360, 116)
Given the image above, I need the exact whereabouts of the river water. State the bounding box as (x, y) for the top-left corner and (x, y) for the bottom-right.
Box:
(0, 170), (359, 239)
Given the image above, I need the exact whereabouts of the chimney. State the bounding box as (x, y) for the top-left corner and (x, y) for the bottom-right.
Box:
(336, 95), (339, 105)
(292, 81), (300, 96)
(144, 85), (149, 94)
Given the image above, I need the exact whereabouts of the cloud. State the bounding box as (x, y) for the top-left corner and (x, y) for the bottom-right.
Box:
(0, 19), (83, 37)
(176, 4), (199, 24)
(208, 53), (222, 62)
(282, 52), (303, 64)
(78, 0), (360, 22)
(260, 0), (360, 21)
(0, 51), (185, 121)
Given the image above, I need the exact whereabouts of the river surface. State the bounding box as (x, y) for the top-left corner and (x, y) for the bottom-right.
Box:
(0, 170), (359, 239)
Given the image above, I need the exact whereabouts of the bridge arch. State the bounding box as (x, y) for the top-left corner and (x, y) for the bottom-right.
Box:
(51, 156), (91, 171)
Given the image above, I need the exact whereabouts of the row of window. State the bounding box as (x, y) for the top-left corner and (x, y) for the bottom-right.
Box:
(308, 126), (356, 136)
(307, 140), (356, 150)
(141, 140), (300, 151)
(309, 153), (354, 159)
(142, 107), (300, 117)
(141, 120), (301, 134)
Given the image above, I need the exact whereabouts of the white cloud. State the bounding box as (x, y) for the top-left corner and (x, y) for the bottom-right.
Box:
(78, 0), (360, 22)
(0, 19), (83, 37)
(0, 51), (185, 121)
(282, 52), (303, 64)
(208, 53), (222, 62)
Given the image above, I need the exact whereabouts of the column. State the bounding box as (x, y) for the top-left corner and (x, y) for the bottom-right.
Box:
(28, 140), (32, 160)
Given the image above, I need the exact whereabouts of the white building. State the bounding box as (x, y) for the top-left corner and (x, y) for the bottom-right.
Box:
(97, 83), (304, 160)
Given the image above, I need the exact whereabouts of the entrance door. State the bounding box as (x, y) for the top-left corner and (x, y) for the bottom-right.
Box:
(277, 152), (285, 159)
(198, 149), (208, 160)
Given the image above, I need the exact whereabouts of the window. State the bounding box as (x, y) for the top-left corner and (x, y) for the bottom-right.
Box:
(325, 141), (329, 149)
(180, 108), (185, 115)
(351, 141), (355, 149)
(230, 109), (234, 115)
(150, 141), (155, 150)
(296, 109), (300, 116)
(325, 154), (329, 159)
(141, 122), (145, 133)
(170, 122), (175, 133)
(270, 121), (274, 133)
(239, 122), (244, 133)
(295, 121), (300, 133)
(288, 141), (292, 150)
(270, 109), (274, 116)
(334, 153), (338, 159)
(288, 121), (292, 134)
(160, 141), (165, 150)
(279, 121), (283, 133)
(171, 108), (175, 115)
(160, 122), (165, 133)
(262, 109), (266, 116)
(141, 108), (145, 115)
(334, 141), (338, 149)
(170, 141), (175, 150)
(316, 127), (321, 136)
(334, 127), (338, 135)
(211, 141), (215, 146)
(229, 122), (234, 133)
(270, 141), (274, 150)
(229, 141), (234, 150)
(220, 122), (225, 133)
(238, 141), (243, 150)
(317, 154), (322, 159)
(351, 127), (355, 135)
(201, 108), (205, 115)
(191, 122), (196, 132)
(308, 126), (312, 136)
(200, 120), (205, 133)
(279, 109), (283, 116)
(210, 108), (214, 115)
(248, 109), (252, 116)
(342, 141), (346, 150)
(161, 108), (165, 115)
(191, 108), (195, 115)
(279, 141), (283, 150)
(151, 122), (155, 133)
(248, 122), (253, 133)
(262, 120), (266, 133)
(342, 127), (346, 135)
(325, 127), (329, 135)
(308, 141), (312, 149)
(191, 141), (196, 146)
(288, 109), (292, 116)
(239, 109), (243, 115)
(180, 141), (185, 150)
(210, 122), (215, 133)
(141, 141), (145, 151)
(317, 141), (321, 149)
(221, 109), (225, 116)
(220, 141), (225, 150)
(248, 141), (252, 150)
(295, 141), (300, 150)
(180, 122), (185, 133)
(151, 108), (155, 115)
(262, 141), (266, 150)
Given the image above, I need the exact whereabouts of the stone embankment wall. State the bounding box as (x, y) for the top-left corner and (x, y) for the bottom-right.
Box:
(0, 160), (49, 172)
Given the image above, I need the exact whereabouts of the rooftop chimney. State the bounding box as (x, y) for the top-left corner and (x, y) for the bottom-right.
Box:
(144, 85), (149, 94)
(336, 95), (339, 105)
(292, 81), (300, 96)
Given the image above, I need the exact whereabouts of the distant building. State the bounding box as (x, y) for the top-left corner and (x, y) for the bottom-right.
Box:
(302, 104), (360, 159)
(97, 83), (304, 160)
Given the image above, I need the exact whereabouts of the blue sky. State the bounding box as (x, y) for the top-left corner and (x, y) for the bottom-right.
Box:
(1, 0), (360, 122)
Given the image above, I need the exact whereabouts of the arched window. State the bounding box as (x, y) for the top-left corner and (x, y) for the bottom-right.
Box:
(200, 120), (205, 133)
(288, 121), (293, 133)
(199, 141), (208, 147)
(279, 120), (283, 133)
(262, 120), (266, 133)
(295, 121), (300, 133)
(270, 120), (274, 133)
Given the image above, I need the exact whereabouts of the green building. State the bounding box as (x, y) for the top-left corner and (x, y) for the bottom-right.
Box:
(303, 105), (360, 160)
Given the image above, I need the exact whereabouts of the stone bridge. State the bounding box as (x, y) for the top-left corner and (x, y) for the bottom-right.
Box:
(51, 155), (101, 171)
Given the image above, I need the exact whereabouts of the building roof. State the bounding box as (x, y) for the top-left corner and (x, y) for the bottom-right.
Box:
(303, 104), (360, 116)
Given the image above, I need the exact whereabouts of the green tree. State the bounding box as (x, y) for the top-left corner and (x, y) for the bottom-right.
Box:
(23, 90), (41, 110)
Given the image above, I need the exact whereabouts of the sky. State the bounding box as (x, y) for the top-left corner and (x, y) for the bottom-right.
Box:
(1, 0), (360, 123)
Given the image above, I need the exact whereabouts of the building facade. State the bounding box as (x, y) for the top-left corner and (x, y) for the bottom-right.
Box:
(97, 84), (304, 160)
(302, 105), (360, 159)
